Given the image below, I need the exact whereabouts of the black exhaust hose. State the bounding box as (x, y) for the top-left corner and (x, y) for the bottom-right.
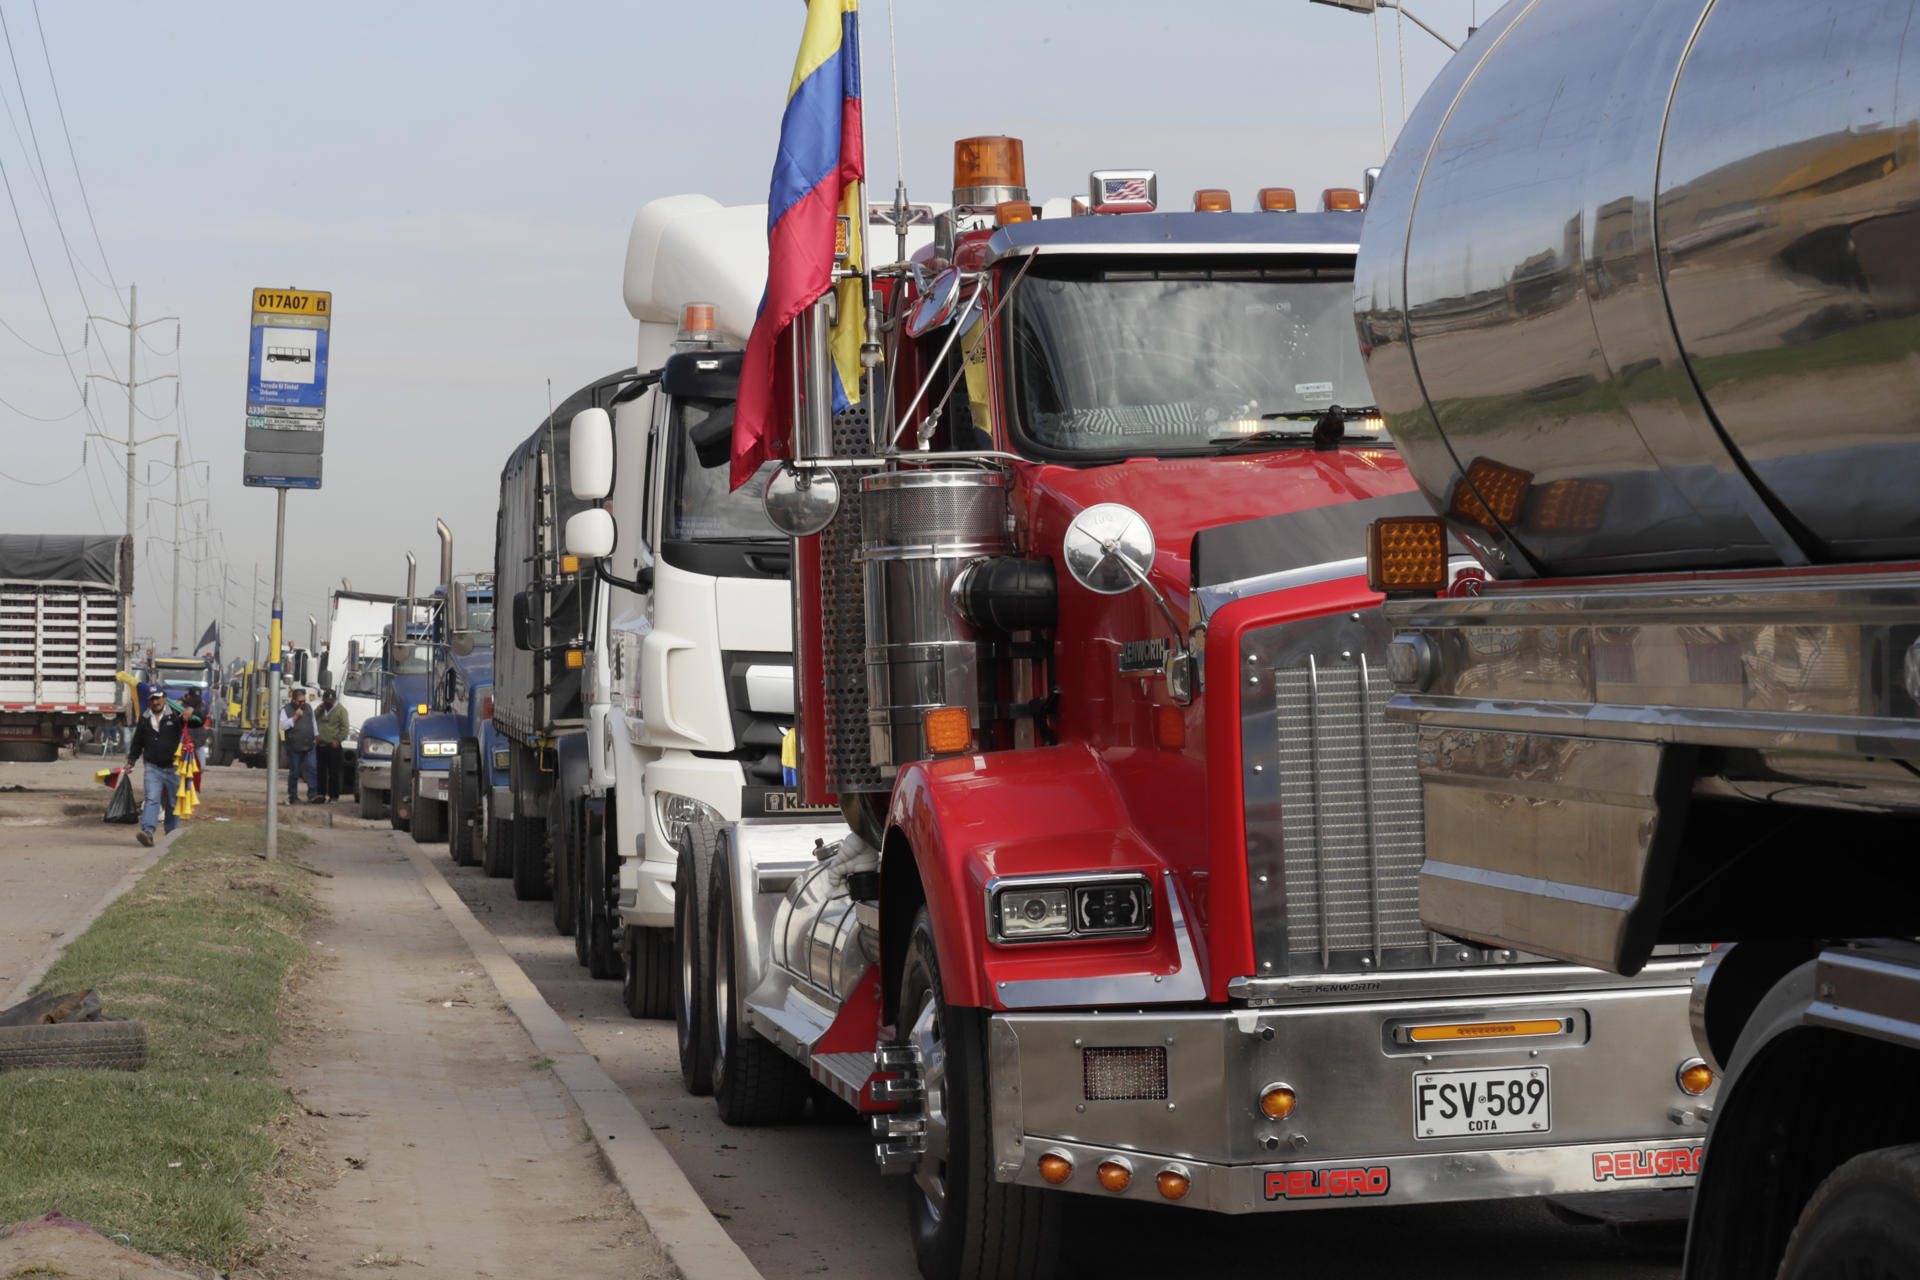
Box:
(952, 557), (1057, 634)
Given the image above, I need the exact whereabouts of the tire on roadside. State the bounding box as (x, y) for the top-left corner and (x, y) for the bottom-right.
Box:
(707, 841), (808, 1125)
(410, 774), (445, 843)
(482, 792), (513, 878)
(582, 806), (620, 980)
(622, 922), (671, 1021)
(388, 756), (411, 832)
(900, 905), (1061, 1280)
(0, 1019), (147, 1073)
(1778, 1143), (1920, 1279)
(448, 749), (478, 866)
(556, 792), (579, 941)
(511, 797), (550, 901)
(359, 782), (389, 821)
(674, 817), (719, 1094)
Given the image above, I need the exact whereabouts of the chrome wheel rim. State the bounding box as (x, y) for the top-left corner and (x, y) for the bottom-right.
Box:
(908, 989), (950, 1219)
(711, 903), (730, 1085)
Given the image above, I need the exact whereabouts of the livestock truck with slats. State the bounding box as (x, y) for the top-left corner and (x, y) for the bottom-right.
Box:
(0, 534), (130, 762)
(1351, 1), (1920, 1274)
(563, 136), (1723, 1279)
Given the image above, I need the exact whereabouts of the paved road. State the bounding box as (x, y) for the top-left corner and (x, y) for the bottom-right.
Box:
(414, 824), (1683, 1280)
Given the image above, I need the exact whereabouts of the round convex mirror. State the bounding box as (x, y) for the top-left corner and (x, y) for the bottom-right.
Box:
(1061, 503), (1156, 595)
(762, 463), (841, 537)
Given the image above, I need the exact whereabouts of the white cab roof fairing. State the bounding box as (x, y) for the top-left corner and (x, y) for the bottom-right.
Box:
(623, 196), (768, 348)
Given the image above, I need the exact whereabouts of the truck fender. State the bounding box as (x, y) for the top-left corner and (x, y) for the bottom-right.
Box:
(885, 743), (1202, 1013)
(554, 731), (592, 804)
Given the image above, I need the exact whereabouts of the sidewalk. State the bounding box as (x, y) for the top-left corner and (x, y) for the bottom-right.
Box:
(262, 824), (740, 1279)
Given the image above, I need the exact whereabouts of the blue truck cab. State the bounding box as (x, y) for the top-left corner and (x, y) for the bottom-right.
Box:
(355, 599), (438, 822)
(394, 575), (496, 850)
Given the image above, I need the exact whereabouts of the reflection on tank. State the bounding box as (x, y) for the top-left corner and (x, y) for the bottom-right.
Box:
(1354, 0), (1920, 577)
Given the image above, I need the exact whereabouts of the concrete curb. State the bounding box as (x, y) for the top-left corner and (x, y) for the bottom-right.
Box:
(397, 837), (763, 1280)
(2, 830), (172, 1009)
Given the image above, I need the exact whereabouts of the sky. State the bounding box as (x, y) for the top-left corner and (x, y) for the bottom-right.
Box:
(0, 0), (1483, 659)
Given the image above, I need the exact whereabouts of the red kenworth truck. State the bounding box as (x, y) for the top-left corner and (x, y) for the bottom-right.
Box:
(568, 138), (1716, 1280)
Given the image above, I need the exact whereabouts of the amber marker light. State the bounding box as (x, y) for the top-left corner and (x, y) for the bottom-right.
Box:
(1260, 1084), (1297, 1121)
(995, 200), (1035, 225)
(1257, 187), (1297, 212)
(1097, 1159), (1133, 1192)
(1038, 1153), (1073, 1185)
(1322, 187), (1364, 211)
(1678, 1059), (1715, 1096)
(1156, 1167), (1192, 1201)
(565, 649), (584, 669)
(1408, 1018), (1565, 1043)
(922, 706), (972, 755)
(1366, 516), (1448, 595)
(416, 703), (429, 715)
(561, 554), (580, 574)
(1192, 188), (1232, 212)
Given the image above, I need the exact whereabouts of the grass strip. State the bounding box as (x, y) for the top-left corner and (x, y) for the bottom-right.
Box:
(0, 821), (315, 1270)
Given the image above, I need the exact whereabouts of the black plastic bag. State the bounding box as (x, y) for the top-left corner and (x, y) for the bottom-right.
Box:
(103, 771), (138, 825)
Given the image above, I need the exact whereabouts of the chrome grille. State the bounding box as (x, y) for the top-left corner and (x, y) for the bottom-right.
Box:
(1272, 659), (1427, 963)
(1241, 608), (1448, 975)
(1082, 1046), (1168, 1101)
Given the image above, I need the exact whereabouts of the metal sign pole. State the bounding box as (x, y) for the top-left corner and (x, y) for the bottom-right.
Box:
(265, 487), (286, 861)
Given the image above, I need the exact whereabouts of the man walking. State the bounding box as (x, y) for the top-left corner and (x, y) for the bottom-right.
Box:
(281, 688), (318, 804)
(316, 689), (349, 802)
(126, 688), (202, 847)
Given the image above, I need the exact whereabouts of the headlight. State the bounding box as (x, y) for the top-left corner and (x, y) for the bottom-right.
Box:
(362, 738), (394, 758)
(421, 741), (457, 757)
(492, 747), (510, 771)
(655, 792), (718, 848)
(989, 875), (1153, 945)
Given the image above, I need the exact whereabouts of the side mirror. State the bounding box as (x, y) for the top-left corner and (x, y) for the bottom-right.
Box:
(1061, 503), (1157, 595)
(346, 639), (360, 668)
(761, 463), (839, 537)
(512, 590), (533, 652)
(449, 582), (470, 633)
(319, 668), (334, 692)
(566, 508), (616, 560)
(906, 267), (963, 337)
(296, 653), (310, 686)
(571, 408), (614, 500)
(391, 603), (410, 647)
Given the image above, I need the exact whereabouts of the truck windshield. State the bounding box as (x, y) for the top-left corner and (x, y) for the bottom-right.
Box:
(389, 641), (431, 675)
(668, 399), (781, 541)
(1003, 257), (1382, 457)
(342, 657), (383, 697)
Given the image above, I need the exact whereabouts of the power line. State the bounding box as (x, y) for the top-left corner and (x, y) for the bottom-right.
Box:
(0, 388), (84, 420)
(0, 310), (82, 355)
(29, 0), (122, 316)
(0, 458), (84, 485)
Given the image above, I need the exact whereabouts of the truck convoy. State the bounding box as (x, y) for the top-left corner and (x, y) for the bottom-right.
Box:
(0, 534), (129, 762)
(356, 555), (435, 820)
(563, 139), (1722, 1278)
(1352, 2), (1920, 1275)
(394, 526), (494, 848)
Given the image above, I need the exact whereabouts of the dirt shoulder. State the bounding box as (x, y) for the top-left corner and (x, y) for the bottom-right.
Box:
(248, 822), (671, 1279)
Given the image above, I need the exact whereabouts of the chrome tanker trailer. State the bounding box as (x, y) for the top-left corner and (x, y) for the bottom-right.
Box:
(1354, 1), (1920, 1276)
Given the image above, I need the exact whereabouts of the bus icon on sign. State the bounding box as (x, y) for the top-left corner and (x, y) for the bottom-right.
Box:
(266, 345), (313, 366)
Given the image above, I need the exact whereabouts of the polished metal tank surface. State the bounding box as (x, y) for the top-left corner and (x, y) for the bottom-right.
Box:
(1356, 0), (1920, 576)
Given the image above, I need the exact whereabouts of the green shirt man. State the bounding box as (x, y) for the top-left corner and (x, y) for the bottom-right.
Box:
(318, 695), (350, 747)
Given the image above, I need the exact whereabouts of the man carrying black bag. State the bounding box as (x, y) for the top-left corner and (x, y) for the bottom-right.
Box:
(125, 688), (202, 847)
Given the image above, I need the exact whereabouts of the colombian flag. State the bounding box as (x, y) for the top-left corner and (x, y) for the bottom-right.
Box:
(733, 0), (865, 491)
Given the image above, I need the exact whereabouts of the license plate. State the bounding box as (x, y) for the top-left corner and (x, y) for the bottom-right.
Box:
(1413, 1066), (1550, 1139)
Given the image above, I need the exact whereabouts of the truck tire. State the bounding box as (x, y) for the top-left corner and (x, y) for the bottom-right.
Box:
(900, 906), (1061, 1280)
(555, 794), (578, 940)
(674, 819), (719, 1094)
(448, 751), (478, 866)
(582, 807), (619, 980)
(389, 757), (411, 832)
(410, 776), (446, 844)
(0, 1018), (147, 1073)
(623, 924), (671, 1020)
(511, 801), (550, 901)
(359, 784), (389, 821)
(1778, 1144), (1920, 1279)
(708, 846), (808, 1125)
(482, 797), (514, 879)
(0, 741), (60, 764)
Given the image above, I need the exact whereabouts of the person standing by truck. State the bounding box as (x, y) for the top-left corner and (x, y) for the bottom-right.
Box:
(281, 688), (318, 803)
(316, 689), (349, 803)
(125, 688), (200, 847)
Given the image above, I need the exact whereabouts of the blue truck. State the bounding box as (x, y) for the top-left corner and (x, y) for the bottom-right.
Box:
(355, 554), (436, 821)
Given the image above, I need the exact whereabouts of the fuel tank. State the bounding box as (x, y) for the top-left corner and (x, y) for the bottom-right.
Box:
(1356, 0), (1920, 576)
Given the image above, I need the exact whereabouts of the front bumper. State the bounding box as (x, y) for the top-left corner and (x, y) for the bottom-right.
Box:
(357, 759), (390, 792)
(988, 979), (1710, 1213)
(416, 767), (449, 802)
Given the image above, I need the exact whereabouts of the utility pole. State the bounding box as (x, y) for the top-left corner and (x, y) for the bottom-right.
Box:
(84, 282), (179, 667)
